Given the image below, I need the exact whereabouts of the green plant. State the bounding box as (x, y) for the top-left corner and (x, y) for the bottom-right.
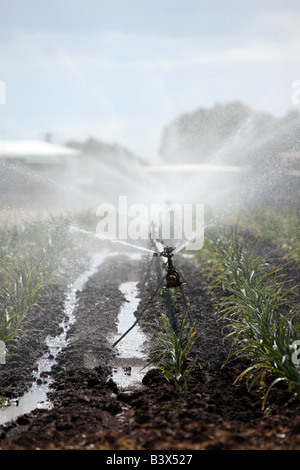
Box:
(146, 310), (198, 387)
(198, 229), (300, 408)
(0, 211), (91, 347)
(0, 396), (6, 407)
(0, 258), (46, 343)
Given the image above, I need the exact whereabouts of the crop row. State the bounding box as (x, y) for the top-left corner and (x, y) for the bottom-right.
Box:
(198, 225), (300, 408)
(0, 211), (96, 348)
(144, 251), (197, 393)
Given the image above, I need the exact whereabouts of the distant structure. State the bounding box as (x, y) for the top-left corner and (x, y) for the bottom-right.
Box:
(0, 139), (79, 167)
(0, 138), (148, 209)
(0, 140), (80, 208)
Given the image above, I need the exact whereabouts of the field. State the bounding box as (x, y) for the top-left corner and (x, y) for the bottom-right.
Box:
(0, 206), (299, 450)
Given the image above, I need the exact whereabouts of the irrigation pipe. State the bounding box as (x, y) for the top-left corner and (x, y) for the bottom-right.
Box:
(112, 279), (164, 348)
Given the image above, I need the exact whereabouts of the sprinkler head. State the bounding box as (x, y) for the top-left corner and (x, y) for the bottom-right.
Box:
(153, 246), (176, 258)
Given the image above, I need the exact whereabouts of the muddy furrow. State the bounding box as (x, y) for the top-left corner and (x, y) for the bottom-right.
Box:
(1, 248), (299, 450)
(0, 250), (150, 443)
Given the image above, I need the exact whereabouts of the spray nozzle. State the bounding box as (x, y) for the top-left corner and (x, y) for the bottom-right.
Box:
(153, 246), (176, 259)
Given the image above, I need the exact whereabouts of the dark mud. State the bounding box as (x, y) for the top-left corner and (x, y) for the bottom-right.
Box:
(0, 240), (299, 451)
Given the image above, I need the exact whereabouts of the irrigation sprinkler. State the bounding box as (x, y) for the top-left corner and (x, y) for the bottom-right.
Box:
(112, 240), (191, 348)
(153, 246), (182, 288)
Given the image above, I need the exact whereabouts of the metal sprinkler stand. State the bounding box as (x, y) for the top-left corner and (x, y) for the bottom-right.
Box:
(113, 242), (189, 348)
(153, 246), (182, 288)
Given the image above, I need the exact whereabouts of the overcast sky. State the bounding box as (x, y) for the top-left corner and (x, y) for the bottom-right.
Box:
(1, 0), (300, 162)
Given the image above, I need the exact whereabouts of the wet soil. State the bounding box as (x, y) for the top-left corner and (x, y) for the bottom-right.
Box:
(0, 237), (299, 452)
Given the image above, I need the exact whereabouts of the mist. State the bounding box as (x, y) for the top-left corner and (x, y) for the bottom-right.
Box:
(147, 101), (299, 213)
(1, 0), (300, 256)
(0, 100), (299, 254)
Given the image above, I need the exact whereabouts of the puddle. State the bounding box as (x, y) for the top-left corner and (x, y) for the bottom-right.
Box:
(111, 365), (149, 390)
(111, 281), (150, 389)
(0, 385), (52, 425)
(0, 251), (109, 426)
(0, 250), (151, 425)
(115, 282), (146, 359)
